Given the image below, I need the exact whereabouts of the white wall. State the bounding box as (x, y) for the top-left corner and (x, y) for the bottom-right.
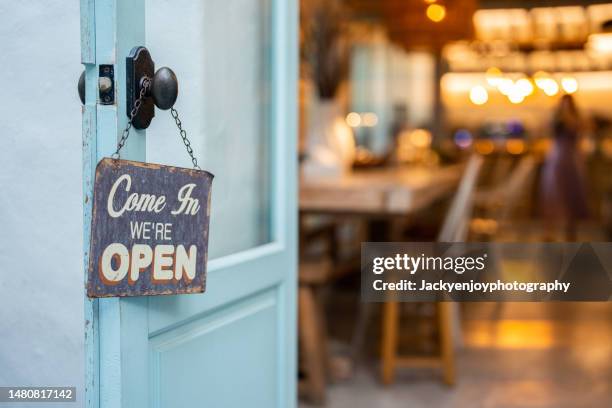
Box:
(0, 1), (84, 406)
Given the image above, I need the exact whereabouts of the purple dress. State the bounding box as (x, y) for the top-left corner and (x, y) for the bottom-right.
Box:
(540, 122), (589, 221)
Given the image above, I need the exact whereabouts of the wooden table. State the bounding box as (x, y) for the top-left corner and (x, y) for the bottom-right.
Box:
(300, 164), (463, 216)
(298, 163), (464, 384)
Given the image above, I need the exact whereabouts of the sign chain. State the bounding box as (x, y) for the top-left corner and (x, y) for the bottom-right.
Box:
(170, 107), (201, 170)
(112, 76), (201, 171)
(113, 78), (151, 159)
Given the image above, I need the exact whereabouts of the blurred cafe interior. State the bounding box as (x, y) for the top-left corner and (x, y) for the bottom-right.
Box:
(296, 0), (612, 406)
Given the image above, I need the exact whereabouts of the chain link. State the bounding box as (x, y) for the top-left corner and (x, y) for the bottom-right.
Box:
(170, 107), (201, 170)
(112, 77), (201, 170)
(112, 78), (151, 159)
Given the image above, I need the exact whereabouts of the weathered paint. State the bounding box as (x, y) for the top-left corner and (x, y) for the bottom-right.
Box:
(82, 0), (147, 406)
(88, 158), (213, 297)
(82, 101), (98, 408)
(80, 0), (95, 64)
(81, 1), (99, 404)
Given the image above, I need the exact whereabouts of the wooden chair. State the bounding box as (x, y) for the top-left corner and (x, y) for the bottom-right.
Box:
(471, 155), (537, 239)
(380, 154), (484, 386)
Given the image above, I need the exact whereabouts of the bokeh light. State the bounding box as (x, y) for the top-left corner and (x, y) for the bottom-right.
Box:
(486, 67), (504, 87)
(515, 78), (534, 96)
(470, 85), (489, 105)
(506, 139), (525, 155)
(426, 4), (446, 22)
(408, 129), (433, 148)
(507, 87), (525, 104)
(345, 112), (361, 127)
(534, 71), (551, 89)
(561, 77), (578, 94)
(361, 112), (379, 127)
(497, 78), (514, 96)
(475, 139), (495, 155)
(542, 79), (559, 96)
(454, 129), (473, 149)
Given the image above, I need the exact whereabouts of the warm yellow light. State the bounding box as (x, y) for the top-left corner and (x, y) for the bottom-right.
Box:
(542, 79), (559, 96)
(475, 140), (495, 155)
(397, 131), (417, 163)
(508, 88), (525, 104)
(408, 129), (433, 148)
(497, 78), (514, 96)
(464, 320), (554, 349)
(506, 139), (525, 155)
(426, 4), (446, 22)
(424, 0), (437, 3)
(515, 78), (534, 96)
(345, 112), (361, 127)
(469, 86), (488, 105)
(587, 33), (612, 54)
(534, 72), (559, 96)
(485, 67), (503, 87)
(561, 77), (578, 94)
(533, 71), (551, 89)
(361, 112), (379, 127)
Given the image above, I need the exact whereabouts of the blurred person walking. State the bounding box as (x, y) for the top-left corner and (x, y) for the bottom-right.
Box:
(541, 94), (589, 241)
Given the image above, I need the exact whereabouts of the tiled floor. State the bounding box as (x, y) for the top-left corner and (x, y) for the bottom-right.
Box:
(300, 303), (612, 408)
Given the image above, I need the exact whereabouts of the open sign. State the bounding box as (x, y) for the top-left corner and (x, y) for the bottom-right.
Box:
(87, 158), (213, 297)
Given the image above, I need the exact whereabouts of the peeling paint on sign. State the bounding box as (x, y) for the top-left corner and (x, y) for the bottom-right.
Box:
(87, 158), (213, 297)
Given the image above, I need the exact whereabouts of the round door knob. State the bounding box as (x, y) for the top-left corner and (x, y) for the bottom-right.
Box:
(151, 67), (178, 110)
(78, 71), (85, 104)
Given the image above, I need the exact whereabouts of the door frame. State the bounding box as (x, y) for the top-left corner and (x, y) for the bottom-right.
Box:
(81, 0), (298, 406)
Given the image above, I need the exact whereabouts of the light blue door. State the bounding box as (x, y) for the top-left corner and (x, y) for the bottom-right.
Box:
(81, 1), (297, 407)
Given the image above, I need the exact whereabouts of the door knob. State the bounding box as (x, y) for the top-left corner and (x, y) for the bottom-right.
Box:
(150, 67), (178, 110)
(80, 48), (179, 127)
(126, 46), (179, 129)
(78, 71), (85, 104)
(78, 67), (114, 105)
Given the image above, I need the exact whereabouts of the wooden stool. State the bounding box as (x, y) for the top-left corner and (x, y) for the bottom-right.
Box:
(379, 155), (484, 386)
(380, 301), (456, 386)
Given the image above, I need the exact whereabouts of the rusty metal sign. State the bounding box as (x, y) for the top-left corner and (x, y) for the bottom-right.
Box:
(87, 158), (213, 298)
